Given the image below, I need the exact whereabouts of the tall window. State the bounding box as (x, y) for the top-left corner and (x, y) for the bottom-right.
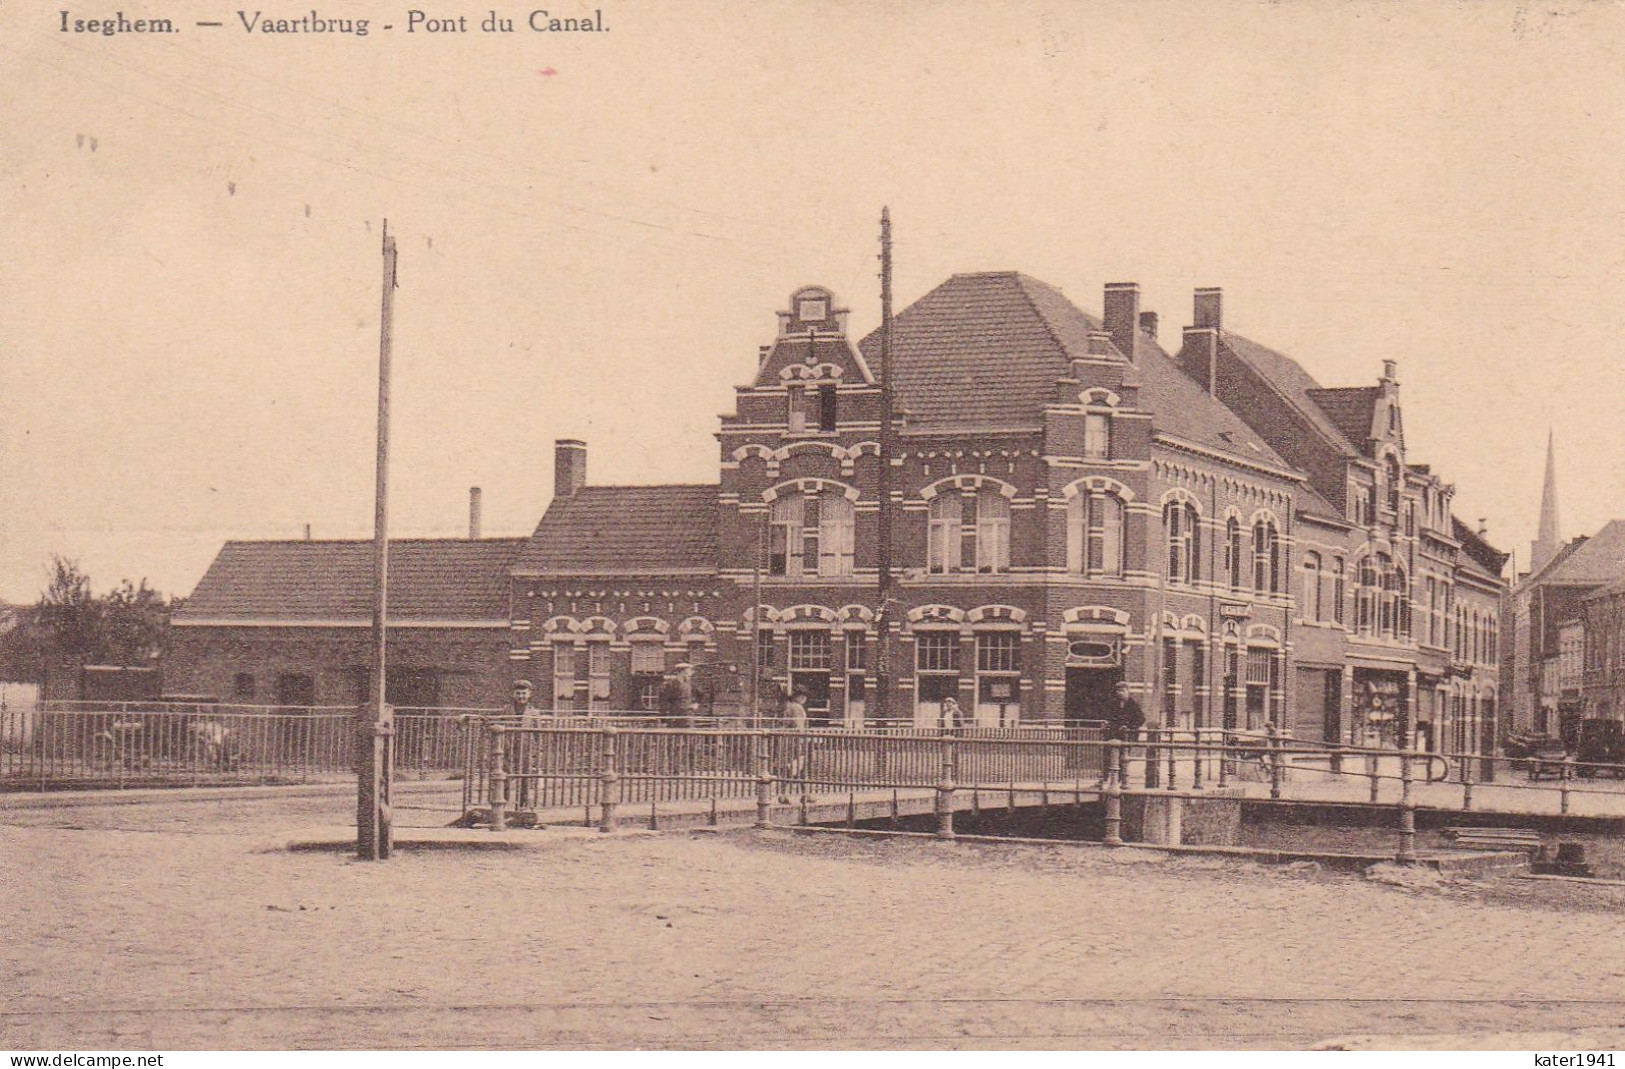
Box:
(1303, 552), (1323, 621)
(1391, 565), (1409, 639)
(551, 642), (576, 707)
(1226, 517), (1242, 590)
(770, 488), (854, 577)
(1165, 501), (1200, 584)
(786, 385), (807, 434)
(818, 385), (838, 432)
(975, 491), (1011, 573)
(928, 494), (960, 574)
(1084, 413), (1111, 459)
(928, 488), (1010, 574)
(1385, 455), (1403, 514)
(1252, 519), (1280, 594)
(1332, 557), (1346, 625)
(1067, 490), (1126, 577)
(1357, 558), (1378, 634)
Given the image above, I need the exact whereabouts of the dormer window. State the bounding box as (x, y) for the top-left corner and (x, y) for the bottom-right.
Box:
(798, 296), (827, 322)
(1084, 413), (1111, 459)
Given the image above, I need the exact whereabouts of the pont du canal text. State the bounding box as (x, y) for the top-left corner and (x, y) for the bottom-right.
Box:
(58, 10), (610, 36)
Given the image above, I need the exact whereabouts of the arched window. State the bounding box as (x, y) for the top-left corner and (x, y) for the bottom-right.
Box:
(928, 494), (959, 574)
(975, 490), (1011, 574)
(1391, 564), (1409, 639)
(1164, 501), (1200, 584)
(770, 488), (854, 577)
(929, 488), (1010, 574)
(1226, 517), (1242, 590)
(1066, 490), (1126, 577)
(1303, 552), (1323, 622)
(1377, 554), (1395, 635)
(1252, 519), (1280, 594)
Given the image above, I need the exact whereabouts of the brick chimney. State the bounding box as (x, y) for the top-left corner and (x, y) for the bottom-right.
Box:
(468, 486), (482, 539)
(1102, 282), (1140, 362)
(554, 440), (586, 499)
(1178, 286), (1224, 394)
(1194, 287), (1222, 330)
(1138, 310), (1158, 343)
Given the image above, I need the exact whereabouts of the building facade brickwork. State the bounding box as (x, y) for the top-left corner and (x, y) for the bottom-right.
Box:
(166, 273), (1507, 756)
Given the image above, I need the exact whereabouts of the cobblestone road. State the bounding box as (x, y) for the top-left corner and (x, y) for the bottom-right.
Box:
(3, 792), (1624, 1050)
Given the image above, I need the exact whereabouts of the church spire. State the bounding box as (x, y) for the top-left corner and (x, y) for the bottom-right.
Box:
(1531, 429), (1563, 573)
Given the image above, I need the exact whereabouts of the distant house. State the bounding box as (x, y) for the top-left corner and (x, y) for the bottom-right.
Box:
(165, 538), (527, 709)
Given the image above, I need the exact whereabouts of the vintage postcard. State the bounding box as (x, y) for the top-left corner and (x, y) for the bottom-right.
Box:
(3, 0), (1625, 1056)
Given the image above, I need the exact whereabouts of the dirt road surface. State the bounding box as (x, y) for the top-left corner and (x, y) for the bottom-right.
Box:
(3, 791), (1624, 1049)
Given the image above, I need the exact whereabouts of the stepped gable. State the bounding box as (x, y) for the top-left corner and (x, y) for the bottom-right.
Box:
(859, 271), (1287, 469)
(512, 484), (719, 575)
(176, 538), (526, 622)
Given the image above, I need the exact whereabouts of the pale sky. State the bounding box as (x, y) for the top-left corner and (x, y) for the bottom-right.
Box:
(3, 0), (1623, 604)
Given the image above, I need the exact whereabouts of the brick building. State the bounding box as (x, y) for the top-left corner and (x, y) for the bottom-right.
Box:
(1507, 519), (1625, 734)
(167, 538), (524, 709)
(167, 273), (1506, 753)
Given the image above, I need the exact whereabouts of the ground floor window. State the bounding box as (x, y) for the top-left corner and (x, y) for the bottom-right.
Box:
(974, 631), (1021, 727)
(787, 629), (833, 721)
(915, 631), (961, 727)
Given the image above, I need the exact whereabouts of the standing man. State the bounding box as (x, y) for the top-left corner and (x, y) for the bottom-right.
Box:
(777, 688), (810, 804)
(1103, 681), (1145, 741)
(658, 662), (698, 728)
(509, 679), (545, 811)
(1103, 680), (1145, 785)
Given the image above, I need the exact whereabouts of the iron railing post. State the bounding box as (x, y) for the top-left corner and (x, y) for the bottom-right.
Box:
(598, 726), (619, 833)
(935, 732), (956, 839)
(1461, 746), (1473, 811)
(1191, 729), (1204, 791)
(1267, 723), (1282, 800)
(1216, 729), (1229, 789)
(1560, 752), (1573, 816)
(1103, 740), (1124, 846)
(754, 731), (773, 829)
(1396, 745), (1416, 865)
(1367, 749), (1380, 804)
(488, 723), (508, 833)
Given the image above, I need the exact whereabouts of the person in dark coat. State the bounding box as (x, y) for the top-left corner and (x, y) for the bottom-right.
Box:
(1103, 681), (1145, 742)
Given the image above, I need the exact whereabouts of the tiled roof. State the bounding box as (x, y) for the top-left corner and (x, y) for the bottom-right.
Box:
(512, 485), (719, 575)
(1530, 520), (1625, 587)
(1218, 332), (1360, 455)
(1451, 517), (1510, 580)
(1297, 485), (1351, 525)
(857, 272), (1287, 468)
(1307, 386), (1380, 448)
(175, 538), (526, 622)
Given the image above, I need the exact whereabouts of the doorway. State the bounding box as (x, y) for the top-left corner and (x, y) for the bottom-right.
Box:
(1065, 666), (1120, 723)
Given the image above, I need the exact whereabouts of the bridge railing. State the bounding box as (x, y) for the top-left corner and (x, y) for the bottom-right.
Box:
(474, 722), (1625, 846)
(2, 702), (489, 790)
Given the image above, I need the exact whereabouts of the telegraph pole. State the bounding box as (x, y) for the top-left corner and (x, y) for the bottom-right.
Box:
(358, 221), (398, 861)
(873, 208), (896, 725)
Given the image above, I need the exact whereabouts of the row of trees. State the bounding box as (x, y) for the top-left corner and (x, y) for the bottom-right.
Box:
(0, 558), (180, 684)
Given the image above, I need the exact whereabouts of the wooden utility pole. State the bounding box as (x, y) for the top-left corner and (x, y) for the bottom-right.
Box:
(873, 208), (896, 725)
(358, 221), (398, 861)
(749, 519), (765, 730)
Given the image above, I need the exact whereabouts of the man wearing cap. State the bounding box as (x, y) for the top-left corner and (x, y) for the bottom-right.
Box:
(1102, 680), (1145, 786)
